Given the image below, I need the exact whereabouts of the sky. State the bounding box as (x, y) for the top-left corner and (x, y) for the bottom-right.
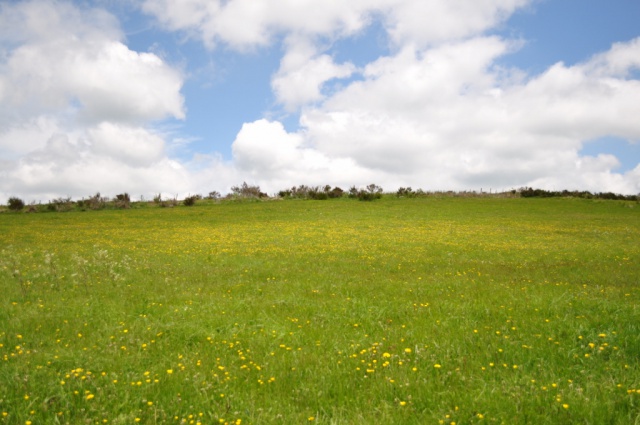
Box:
(1, 0), (639, 203)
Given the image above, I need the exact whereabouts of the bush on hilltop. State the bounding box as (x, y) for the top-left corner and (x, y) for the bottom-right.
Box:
(7, 197), (25, 211)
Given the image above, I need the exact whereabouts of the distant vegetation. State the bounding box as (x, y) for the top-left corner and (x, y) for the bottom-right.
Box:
(7, 196), (25, 211)
(3, 184), (638, 213)
(518, 187), (638, 200)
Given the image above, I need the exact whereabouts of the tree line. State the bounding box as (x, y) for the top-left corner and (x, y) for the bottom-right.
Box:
(4, 184), (638, 212)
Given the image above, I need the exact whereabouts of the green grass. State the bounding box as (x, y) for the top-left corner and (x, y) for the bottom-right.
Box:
(1, 197), (639, 424)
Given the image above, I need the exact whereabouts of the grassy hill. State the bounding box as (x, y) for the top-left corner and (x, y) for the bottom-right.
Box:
(1, 197), (639, 424)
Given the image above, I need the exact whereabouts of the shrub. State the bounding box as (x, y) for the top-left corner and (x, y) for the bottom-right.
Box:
(114, 193), (131, 209)
(307, 186), (323, 200)
(357, 191), (377, 201)
(7, 197), (25, 211)
(347, 184), (383, 201)
(47, 197), (73, 212)
(206, 191), (221, 200)
(78, 193), (108, 210)
(160, 198), (178, 208)
(366, 184), (383, 195)
(291, 185), (312, 199)
(278, 185), (344, 200)
(90, 193), (108, 210)
(328, 187), (344, 198)
(231, 182), (266, 198)
(183, 195), (198, 206)
(361, 184), (383, 201)
(313, 191), (329, 200)
(278, 189), (293, 198)
(396, 187), (416, 198)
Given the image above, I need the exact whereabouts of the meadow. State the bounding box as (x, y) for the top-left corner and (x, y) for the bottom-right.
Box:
(1, 196), (639, 424)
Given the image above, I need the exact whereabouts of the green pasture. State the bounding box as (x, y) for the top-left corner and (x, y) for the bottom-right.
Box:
(1, 197), (639, 424)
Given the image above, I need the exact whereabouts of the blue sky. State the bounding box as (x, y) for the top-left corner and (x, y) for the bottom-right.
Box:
(1, 0), (639, 201)
(501, 1), (640, 69)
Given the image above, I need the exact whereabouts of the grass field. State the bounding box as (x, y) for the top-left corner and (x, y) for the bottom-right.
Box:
(1, 197), (639, 424)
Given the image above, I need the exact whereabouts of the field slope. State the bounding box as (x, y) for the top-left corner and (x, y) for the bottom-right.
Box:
(1, 197), (639, 424)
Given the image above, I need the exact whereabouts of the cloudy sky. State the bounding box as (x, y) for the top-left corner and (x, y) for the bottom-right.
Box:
(1, 0), (639, 202)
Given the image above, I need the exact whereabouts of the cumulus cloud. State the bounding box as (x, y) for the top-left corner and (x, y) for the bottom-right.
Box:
(0, 0), (188, 202)
(142, 0), (529, 50)
(584, 37), (640, 78)
(142, 0), (375, 49)
(230, 119), (373, 190)
(87, 123), (166, 167)
(230, 34), (640, 194)
(1, 120), (196, 202)
(271, 37), (356, 111)
(380, 0), (529, 47)
(296, 35), (640, 193)
(0, 27), (184, 125)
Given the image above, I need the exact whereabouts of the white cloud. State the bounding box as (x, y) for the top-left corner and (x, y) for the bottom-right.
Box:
(87, 123), (166, 167)
(583, 37), (640, 78)
(244, 36), (640, 194)
(0, 0), (121, 45)
(1, 35), (184, 126)
(0, 0), (188, 202)
(510, 43), (640, 141)
(300, 37), (517, 171)
(142, 0), (529, 50)
(0, 1), (185, 127)
(231, 119), (373, 190)
(271, 37), (356, 111)
(0, 116), (62, 158)
(142, 0), (376, 49)
(380, 0), (529, 48)
(1, 121), (197, 201)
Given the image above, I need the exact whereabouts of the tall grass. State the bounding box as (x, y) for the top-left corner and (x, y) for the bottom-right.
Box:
(1, 197), (639, 424)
